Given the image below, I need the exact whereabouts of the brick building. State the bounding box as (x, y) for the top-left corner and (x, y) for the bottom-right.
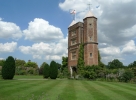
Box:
(68, 10), (98, 72)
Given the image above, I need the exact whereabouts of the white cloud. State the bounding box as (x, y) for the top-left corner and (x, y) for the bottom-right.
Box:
(59, 0), (102, 21)
(99, 46), (121, 57)
(101, 56), (124, 64)
(0, 42), (17, 53)
(122, 0), (132, 3)
(0, 20), (22, 40)
(19, 36), (68, 61)
(121, 24), (136, 38)
(33, 55), (42, 59)
(121, 40), (136, 54)
(45, 55), (61, 60)
(23, 18), (63, 42)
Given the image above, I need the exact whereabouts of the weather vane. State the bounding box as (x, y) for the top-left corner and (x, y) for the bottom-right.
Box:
(88, 3), (92, 11)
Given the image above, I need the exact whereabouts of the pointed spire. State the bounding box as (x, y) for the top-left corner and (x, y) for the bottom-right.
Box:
(69, 20), (76, 27)
(84, 10), (96, 18)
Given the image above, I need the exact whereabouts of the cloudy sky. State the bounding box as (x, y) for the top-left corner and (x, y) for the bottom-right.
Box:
(0, 0), (136, 66)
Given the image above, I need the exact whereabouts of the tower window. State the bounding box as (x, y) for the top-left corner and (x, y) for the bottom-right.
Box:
(71, 39), (76, 45)
(90, 23), (92, 26)
(90, 53), (92, 57)
(71, 31), (76, 36)
(71, 51), (76, 60)
(90, 37), (92, 41)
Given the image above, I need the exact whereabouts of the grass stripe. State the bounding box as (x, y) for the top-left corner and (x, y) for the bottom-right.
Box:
(74, 80), (94, 100)
(1, 81), (45, 96)
(81, 81), (110, 100)
(17, 80), (62, 100)
(0, 80), (61, 100)
(61, 80), (77, 100)
(44, 80), (68, 100)
(95, 81), (136, 99)
(99, 81), (136, 95)
(107, 82), (136, 91)
(0, 81), (40, 100)
(0, 80), (29, 90)
(86, 81), (128, 100)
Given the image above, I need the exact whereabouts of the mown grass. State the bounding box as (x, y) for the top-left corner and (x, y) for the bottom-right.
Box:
(0, 75), (136, 100)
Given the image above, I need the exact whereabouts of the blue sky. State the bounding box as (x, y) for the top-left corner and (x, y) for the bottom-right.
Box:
(0, 0), (136, 66)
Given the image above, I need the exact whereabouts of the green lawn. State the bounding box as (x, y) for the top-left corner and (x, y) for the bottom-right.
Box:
(0, 76), (136, 100)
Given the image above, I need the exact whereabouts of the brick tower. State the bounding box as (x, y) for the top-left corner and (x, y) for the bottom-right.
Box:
(68, 10), (98, 72)
(83, 11), (98, 65)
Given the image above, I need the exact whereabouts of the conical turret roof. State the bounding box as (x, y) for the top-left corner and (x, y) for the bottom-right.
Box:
(69, 20), (76, 27)
(84, 11), (96, 18)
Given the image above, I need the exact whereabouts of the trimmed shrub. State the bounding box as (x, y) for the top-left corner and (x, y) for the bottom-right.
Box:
(43, 63), (49, 78)
(49, 61), (58, 79)
(2, 56), (15, 79)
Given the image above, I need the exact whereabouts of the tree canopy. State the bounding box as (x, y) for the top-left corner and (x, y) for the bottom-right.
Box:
(128, 61), (136, 67)
(24, 61), (38, 68)
(2, 56), (15, 79)
(0, 60), (5, 67)
(43, 63), (50, 78)
(49, 61), (58, 79)
(15, 59), (26, 67)
(107, 59), (124, 69)
(39, 62), (47, 75)
(61, 56), (68, 71)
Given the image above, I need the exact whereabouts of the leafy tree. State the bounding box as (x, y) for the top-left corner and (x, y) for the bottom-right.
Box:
(131, 67), (136, 76)
(2, 56), (15, 79)
(56, 62), (61, 70)
(98, 50), (101, 64)
(61, 56), (68, 71)
(39, 62), (47, 75)
(0, 60), (5, 67)
(82, 65), (97, 79)
(24, 61), (38, 68)
(107, 59), (124, 69)
(119, 69), (134, 82)
(15, 59), (26, 75)
(15, 59), (26, 67)
(128, 61), (136, 68)
(0, 60), (5, 75)
(49, 61), (58, 79)
(43, 63), (50, 78)
(77, 43), (84, 72)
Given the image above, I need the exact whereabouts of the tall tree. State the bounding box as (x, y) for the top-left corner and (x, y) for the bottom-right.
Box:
(49, 61), (58, 79)
(107, 59), (124, 69)
(0, 60), (5, 67)
(24, 61), (38, 68)
(39, 62), (47, 75)
(98, 50), (105, 68)
(43, 63), (50, 78)
(128, 61), (136, 67)
(61, 57), (68, 71)
(2, 56), (15, 79)
(77, 43), (84, 72)
(15, 59), (26, 67)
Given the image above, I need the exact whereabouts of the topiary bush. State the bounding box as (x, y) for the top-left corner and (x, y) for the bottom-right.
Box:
(2, 56), (15, 79)
(43, 63), (49, 78)
(49, 61), (58, 79)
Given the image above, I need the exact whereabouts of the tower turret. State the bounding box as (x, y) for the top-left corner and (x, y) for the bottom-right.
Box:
(83, 11), (98, 65)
